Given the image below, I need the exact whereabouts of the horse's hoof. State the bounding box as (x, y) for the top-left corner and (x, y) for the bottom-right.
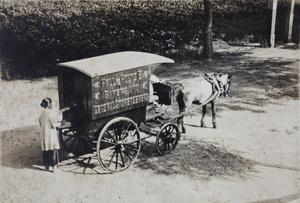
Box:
(182, 127), (186, 134)
(201, 124), (206, 128)
(213, 125), (217, 129)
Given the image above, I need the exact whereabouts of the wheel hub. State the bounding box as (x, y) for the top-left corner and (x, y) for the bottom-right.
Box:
(115, 143), (125, 152)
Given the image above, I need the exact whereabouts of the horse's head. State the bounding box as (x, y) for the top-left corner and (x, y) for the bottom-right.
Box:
(218, 74), (232, 97)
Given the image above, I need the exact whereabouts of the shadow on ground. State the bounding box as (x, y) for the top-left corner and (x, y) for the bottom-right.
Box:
(0, 125), (106, 174)
(0, 125), (42, 169)
(155, 46), (299, 112)
(135, 138), (256, 181)
(3, 125), (296, 179)
(0, 125), (256, 178)
(248, 192), (300, 203)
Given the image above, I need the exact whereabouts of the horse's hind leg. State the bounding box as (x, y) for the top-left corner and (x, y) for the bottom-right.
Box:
(211, 101), (217, 128)
(201, 105), (207, 127)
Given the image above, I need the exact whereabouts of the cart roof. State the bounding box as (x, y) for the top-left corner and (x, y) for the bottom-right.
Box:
(57, 51), (175, 77)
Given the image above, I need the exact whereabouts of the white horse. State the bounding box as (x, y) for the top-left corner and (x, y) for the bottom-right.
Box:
(176, 73), (232, 132)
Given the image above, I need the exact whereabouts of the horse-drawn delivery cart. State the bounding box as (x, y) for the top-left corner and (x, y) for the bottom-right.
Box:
(57, 51), (181, 173)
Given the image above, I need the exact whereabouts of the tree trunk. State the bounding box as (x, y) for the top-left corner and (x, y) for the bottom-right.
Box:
(203, 0), (213, 59)
(284, 0), (295, 43)
(267, 0), (278, 48)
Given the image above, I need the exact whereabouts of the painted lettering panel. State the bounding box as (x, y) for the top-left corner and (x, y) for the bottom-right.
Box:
(91, 66), (150, 119)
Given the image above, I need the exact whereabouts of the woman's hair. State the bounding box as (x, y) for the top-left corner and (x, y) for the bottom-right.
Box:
(40, 97), (52, 108)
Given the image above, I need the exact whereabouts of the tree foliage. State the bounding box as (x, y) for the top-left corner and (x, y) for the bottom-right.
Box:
(0, 0), (298, 79)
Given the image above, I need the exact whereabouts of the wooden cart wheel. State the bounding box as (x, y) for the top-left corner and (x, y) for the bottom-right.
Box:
(96, 117), (141, 172)
(59, 129), (93, 155)
(156, 123), (180, 155)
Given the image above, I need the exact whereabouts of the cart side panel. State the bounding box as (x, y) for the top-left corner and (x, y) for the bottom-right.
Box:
(58, 69), (64, 109)
(86, 77), (93, 123)
(89, 106), (146, 135)
(58, 68), (75, 108)
(58, 68), (90, 133)
(73, 72), (89, 132)
(91, 66), (150, 120)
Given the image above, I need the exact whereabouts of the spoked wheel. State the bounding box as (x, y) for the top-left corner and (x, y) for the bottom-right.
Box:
(96, 117), (141, 173)
(156, 123), (180, 155)
(59, 128), (93, 155)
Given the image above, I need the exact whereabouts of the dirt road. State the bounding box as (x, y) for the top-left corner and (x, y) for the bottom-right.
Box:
(1, 45), (299, 202)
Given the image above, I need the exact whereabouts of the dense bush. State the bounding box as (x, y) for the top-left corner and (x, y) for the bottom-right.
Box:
(0, 0), (298, 79)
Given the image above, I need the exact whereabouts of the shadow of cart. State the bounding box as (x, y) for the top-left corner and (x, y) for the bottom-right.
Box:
(1, 124), (256, 178)
(0, 125), (107, 174)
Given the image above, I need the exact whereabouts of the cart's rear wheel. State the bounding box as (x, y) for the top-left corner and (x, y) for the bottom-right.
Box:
(97, 117), (141, 172)
(156, 123), (180, 155)
(59, 129), (93, 155)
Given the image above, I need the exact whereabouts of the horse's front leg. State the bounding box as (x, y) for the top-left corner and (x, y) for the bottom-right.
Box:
(200, 105), (207, 127)
(211, 101), (217, 128)
(177, 114), (186, 134)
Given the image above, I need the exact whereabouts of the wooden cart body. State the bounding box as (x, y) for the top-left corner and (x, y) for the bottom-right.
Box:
(57, 51), (174, 136)
(56, 51), (182, 173)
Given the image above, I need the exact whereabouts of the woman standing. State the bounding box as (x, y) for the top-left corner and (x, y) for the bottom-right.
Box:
(38, 98), (60, 172)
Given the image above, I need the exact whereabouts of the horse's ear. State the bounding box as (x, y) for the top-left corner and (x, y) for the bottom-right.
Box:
(228, 74), (233, 79)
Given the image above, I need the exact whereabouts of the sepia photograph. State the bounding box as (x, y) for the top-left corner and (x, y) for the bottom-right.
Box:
(0, 0), (299, 202)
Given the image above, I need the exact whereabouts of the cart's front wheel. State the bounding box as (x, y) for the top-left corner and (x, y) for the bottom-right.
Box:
(156, 123), (180, 155)
(97, 117), (141, 173)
